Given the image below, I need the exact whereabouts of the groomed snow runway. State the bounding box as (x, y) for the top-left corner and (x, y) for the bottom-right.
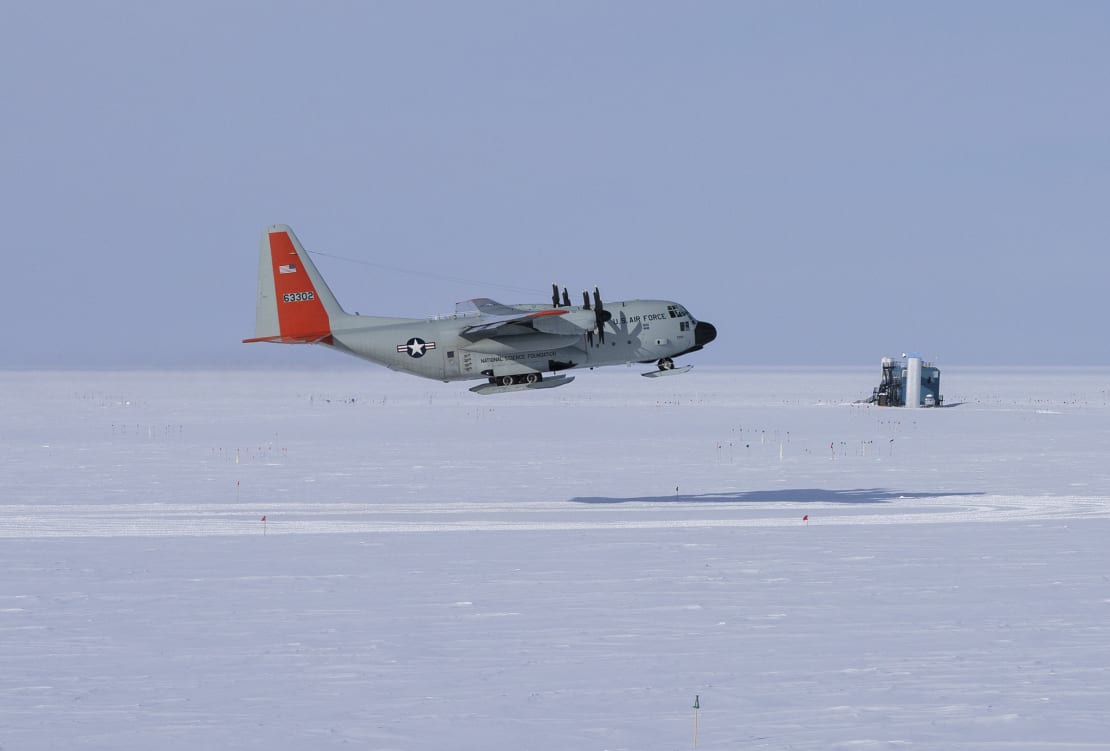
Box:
(2, 493), (1110, 538)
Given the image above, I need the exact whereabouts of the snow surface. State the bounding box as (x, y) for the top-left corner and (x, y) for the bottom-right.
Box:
(2, 366), (1110, 750)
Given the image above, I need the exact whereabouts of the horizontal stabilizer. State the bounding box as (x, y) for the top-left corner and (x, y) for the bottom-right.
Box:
(242, 333), (334, 345)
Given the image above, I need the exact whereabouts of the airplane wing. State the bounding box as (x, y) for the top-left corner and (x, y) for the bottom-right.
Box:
(462, 298), (528, 317)
(458, 298), (592, 341)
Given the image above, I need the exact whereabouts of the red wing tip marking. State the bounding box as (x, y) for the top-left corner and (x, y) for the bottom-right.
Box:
(529, 309), (569, 318)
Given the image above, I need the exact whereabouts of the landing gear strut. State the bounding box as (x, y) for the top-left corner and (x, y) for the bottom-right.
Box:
(657, 357), (675, 371)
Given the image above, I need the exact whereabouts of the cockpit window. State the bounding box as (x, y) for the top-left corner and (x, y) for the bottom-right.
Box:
(667, 304), (689, 319)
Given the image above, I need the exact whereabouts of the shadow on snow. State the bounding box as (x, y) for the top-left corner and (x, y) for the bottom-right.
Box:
(571, 488), (985, 505)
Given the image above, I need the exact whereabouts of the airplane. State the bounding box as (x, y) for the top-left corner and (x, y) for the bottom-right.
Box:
(244, 225), (717, 394)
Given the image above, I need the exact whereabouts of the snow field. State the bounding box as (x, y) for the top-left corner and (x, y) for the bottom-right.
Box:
(2, 367), (1109, 750)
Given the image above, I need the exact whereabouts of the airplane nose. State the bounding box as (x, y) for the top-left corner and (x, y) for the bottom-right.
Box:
(695, 321), (717, 347)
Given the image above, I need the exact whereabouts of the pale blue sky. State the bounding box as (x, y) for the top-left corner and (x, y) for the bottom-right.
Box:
(4, 2), (1108, 367)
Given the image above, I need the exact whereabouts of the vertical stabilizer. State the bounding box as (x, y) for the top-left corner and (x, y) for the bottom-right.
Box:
(244, 225), (345, 344)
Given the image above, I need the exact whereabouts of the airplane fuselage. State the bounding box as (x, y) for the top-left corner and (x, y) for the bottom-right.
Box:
(327, 299), (714, 383)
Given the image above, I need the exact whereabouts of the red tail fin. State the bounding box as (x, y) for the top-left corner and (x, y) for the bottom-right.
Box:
(244, 226), (340, 344)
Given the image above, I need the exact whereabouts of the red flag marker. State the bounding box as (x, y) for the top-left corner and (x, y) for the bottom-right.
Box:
(802, 514), (809, 526)
(261, 516), (266, 522)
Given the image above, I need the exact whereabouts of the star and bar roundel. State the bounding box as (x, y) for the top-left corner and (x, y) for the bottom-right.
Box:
(397, 337), (436, 358)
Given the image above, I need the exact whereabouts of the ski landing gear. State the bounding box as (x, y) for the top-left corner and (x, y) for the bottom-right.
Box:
(642, 357), (693, 378)
(469, 373), (575, 395)
(493, 373), (540, 387)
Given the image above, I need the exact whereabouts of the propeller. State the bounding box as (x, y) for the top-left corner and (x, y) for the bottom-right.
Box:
(552, 285), (573, 308)
(592, 286), (612, 344)
(582, 290), (591, 311)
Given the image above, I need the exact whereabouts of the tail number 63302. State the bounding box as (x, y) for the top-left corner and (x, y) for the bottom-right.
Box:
(283, 291), (315, 303)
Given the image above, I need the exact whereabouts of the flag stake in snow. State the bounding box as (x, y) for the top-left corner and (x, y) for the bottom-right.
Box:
(261, 515), (267, 535)
(692, 694), (700, 749)
(803, 514), (809, 526)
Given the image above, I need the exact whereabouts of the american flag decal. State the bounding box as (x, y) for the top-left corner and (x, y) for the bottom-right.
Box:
(279, 264), (297, 274)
